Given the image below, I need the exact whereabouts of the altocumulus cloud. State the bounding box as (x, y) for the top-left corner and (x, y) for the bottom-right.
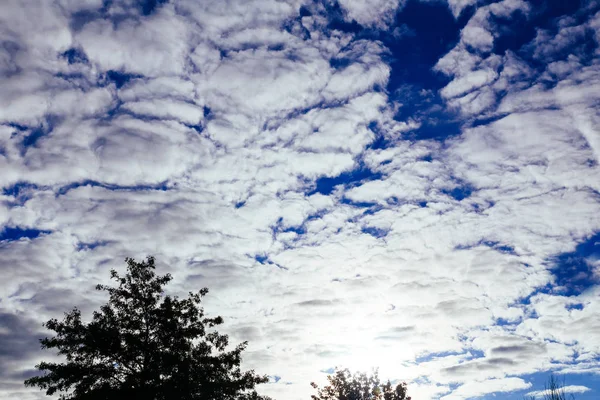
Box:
(1, 0), (600, 399)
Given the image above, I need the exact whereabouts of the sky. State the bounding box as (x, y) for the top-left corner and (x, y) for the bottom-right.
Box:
(1, 0), (600, 399)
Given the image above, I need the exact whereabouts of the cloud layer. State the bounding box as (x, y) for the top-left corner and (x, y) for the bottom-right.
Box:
(1, 0), (600, 399)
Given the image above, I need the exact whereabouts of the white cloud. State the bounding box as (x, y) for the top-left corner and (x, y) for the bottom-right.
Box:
(527, 385), (592, 397)
(441, 68), (498, 98)
(76, 6), (190, 76)
(435, 0), (531, 115)
(461, 25), (494, 52)
(442, 377), (531, 400)
(447, 0), (478, 18)
(338, 0), (406, 28)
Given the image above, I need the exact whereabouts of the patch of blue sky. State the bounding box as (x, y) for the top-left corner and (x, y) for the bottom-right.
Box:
(507, 282), (541, 310)
(529, 0), (587, 25)
(186, 123), (204, 134)
(254, 254), (269, 264)
(403, 107), (462, 141)
(102, 70), (144, 89)
(494, 316), (521, 327)
(7, 122), (28, 132)
(441, 184), (475, 201)
(455, 240), (516, 255)
(281, 224), (306, 236)
(377, 0), (600, 143)
(76, 241), (110, 251)
(2, 182), (44, 206)
(98, 101), (155, 124)
(139, 0), (169, 16)
(252, 253), (287, 270)
(339, 198), (379, 209)
(366, 121), (394, 150)
(282, 14), (311, 41)
(485, 371), (600, 400)
(72, 0), (168, 20)
(322, 0), (361, 35)
(18, 116), (62, 156)
(2, 181), (40, 198)
(531, 34), (597, 83)
(386, 1), (469, 142)
(61, 48), (88, 65)
(565, 303), (584, 311)
(512, 240), (599, 311)
(321, 0), (468, 143)
(307, 165), (382, 196)
(386, 1), (470, 91)
(542, 231), (600, 297)
(21, 127), (46, 149)
(360, 226), (389, 239)
(57, 180), (170, 196)
(0, 227), (51, 242)
(511, 0), (596, 59)
(271, 210), (331, 239)
(494, 0), (600, 84)
(470, 113), (511, 128)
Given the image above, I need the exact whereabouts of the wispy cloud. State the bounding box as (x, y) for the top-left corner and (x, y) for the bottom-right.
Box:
(526, 385), (592, 397)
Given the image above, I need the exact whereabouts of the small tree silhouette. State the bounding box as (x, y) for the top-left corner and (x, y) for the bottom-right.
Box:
(526, 375), (575, 400)
(25, 256), (269, 400)
(310, 368), (411, 400)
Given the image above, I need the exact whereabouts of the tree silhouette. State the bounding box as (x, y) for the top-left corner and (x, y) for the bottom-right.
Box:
(311, 368), (411, 400)
(25, 256), (270, 400)
(526, 375), (575, 400)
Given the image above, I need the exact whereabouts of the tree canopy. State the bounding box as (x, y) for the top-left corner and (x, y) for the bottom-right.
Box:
(310, 368), (411, 400)
(25, 256), (269, 400)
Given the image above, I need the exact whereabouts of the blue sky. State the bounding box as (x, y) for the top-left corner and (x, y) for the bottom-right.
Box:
(1, 0), (600, 399)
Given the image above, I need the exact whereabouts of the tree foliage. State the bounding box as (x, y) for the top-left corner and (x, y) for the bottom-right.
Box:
(310, 368), (411, 400)
(25, 256), (269, 400)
